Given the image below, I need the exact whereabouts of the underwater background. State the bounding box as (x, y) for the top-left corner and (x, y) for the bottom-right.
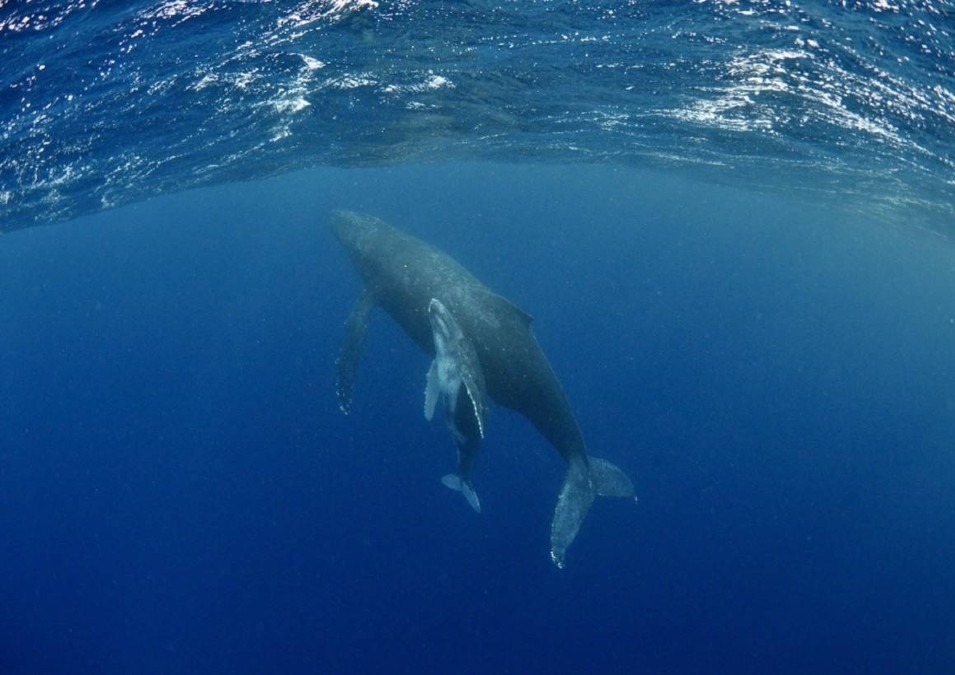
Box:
(2, 1), (955, 674)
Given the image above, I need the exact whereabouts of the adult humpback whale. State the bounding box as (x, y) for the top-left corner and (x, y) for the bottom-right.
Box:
(331, 210), (635, 567)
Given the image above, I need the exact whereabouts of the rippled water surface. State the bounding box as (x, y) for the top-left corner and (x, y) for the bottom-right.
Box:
(2, 0), (953, 230)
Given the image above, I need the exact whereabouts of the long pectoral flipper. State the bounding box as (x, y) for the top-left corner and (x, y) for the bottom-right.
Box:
(336, 288), (376, 414)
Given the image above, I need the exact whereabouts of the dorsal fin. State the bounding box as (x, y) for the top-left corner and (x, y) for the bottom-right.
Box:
(485, 291), (533, 325)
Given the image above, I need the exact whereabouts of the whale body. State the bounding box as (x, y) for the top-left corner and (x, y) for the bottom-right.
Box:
(331, 210), (635, 567)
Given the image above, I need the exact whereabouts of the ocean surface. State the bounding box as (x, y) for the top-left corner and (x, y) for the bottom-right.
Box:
(2, 1), (955, 674)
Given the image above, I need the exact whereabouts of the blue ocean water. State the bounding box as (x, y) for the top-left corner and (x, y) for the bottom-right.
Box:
(2, 2), (955, 674)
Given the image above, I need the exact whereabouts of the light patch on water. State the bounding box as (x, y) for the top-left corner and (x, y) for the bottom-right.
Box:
(277, 0), (379, 30)
(328, 74), (378, 90)
(193, 74), (218, 91)
(424, 74), (453, 90)
(870, 0), (899, 12)
(728, 49), (810, 82)
(798, 55), (952, 165)
(271, 127), (293, 142)
(587, 110), (631, 132)
(272, 97), (311, 114)
(0, 13), (34, 34)
(804, 86), (899, 140)
(139, 0), (211, 25)
(663, 38), (952, 166)
(299, 55), (327, 71)
(0, 0), (101, 34)
(667, 48), (809, 133)
(266, 52), (333, 116)
(669, 97), (763, 133)
(931, 85), (955, 123)
(191, 70), (260, 93)
(41, 163), (80, 189)
(382, 72), (454, 95)
(146, 77), (177, 96)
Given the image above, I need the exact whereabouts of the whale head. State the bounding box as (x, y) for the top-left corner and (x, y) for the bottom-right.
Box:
(330, 209), (387, 262)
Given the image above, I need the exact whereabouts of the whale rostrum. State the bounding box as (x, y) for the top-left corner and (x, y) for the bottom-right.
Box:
(331, 209), (636, 568)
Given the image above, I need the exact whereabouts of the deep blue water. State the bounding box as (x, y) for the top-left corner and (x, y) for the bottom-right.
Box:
(3, 165), (955, 673)
(1, 0), (954, 231)
(3, 1), (955, 674)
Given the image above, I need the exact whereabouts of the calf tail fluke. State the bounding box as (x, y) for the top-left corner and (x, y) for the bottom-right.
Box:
(441, 474), (482, 513)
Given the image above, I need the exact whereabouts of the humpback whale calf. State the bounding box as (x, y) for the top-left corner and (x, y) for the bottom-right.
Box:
(425, 297), (487, 514)
(331, 210), (636, 567)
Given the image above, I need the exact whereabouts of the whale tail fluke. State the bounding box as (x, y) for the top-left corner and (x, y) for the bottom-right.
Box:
(441, 474), (482, 513)
(550, 456), (636, 568)
(589, 456), (636, 499)
(550, 457), (596, 569)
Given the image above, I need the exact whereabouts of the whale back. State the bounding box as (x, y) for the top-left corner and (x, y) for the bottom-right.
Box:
(331, 210), (587, 462)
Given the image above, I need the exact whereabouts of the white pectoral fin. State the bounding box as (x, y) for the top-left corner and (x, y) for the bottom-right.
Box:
(424, 360), (439, 421)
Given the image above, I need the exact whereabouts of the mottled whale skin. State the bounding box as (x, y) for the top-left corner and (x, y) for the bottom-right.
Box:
(331, 210), (635, 567)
